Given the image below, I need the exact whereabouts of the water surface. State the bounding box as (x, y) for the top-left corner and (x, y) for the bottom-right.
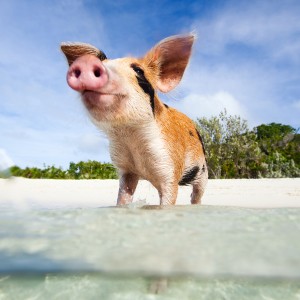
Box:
(0, 204), (300, 299)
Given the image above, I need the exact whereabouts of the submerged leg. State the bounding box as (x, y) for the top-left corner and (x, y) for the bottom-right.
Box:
(149, 278), (168, 294)
(117, 173), (139, 205)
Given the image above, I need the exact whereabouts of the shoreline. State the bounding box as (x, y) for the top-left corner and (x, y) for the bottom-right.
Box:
(0, 178), (299, 209)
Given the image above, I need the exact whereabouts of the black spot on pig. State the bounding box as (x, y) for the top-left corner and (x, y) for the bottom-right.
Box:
(179, 166), (199, 186)
(131, 63), (155, 115)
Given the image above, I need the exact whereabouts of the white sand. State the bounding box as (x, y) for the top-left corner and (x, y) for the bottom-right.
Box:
(0, 178), (299, 209)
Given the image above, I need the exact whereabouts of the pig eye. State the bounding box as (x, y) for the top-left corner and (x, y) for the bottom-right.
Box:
(97, 51), (107, 61)
(131, 64), (145, 77)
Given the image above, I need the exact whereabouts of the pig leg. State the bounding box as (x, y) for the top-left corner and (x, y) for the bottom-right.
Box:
(190, 183), (204, 204)
(158, 183), (178, 205)
(191, 167), (208, 204)
(117, 173), (139, 205)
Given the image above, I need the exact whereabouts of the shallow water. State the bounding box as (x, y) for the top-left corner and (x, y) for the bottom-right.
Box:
(0, 204), (300, 299)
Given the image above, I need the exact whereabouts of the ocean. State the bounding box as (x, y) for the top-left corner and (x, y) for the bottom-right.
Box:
(0, 203), (300, 299)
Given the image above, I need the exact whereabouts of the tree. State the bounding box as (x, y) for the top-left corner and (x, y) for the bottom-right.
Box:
(196, 110), (263, 179)
(254, 123), (300, 177)
(66, 161), (118, 179)
(256, 123), (296, 141)
(7, 161), (118, 179)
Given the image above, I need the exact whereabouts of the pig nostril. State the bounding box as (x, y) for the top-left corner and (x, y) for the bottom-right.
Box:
(94, 68), (101, 78)
(74, 69), (81, 78)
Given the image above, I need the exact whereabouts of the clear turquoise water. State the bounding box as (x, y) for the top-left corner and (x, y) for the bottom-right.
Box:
(0, 205), (300, 299)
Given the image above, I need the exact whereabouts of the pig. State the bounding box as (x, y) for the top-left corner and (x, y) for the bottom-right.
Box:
(61, 34), (208, 206)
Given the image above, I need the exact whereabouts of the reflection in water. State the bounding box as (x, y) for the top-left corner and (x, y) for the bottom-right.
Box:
(1, 274), (300, 300)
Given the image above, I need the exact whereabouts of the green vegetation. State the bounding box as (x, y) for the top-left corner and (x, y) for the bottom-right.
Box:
(196, 110), (300, 178)
(1, 111), (299, 179)
(1, 161), (118, 180)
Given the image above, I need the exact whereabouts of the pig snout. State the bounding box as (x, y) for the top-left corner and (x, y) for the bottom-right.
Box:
(66, 54), (108, 92)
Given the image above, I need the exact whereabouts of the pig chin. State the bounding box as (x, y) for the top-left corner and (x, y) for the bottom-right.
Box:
(81, 91), (125, 119)
(82, 91), (115, 109)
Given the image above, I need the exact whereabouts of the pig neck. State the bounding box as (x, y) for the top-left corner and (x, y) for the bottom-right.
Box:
(100, 95), (167, 135)
(95, 95), (180, 189)
(104, 107), (174, 186)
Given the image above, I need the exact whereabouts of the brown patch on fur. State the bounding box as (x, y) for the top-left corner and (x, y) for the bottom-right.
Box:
(155, 102), (206, 183)
(61, 42), (107, 66)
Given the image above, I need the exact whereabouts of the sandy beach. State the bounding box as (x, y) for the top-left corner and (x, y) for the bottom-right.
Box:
(0, 178), (299, 209)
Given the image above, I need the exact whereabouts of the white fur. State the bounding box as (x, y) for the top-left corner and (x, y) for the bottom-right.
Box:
(106, 121), (174, 189)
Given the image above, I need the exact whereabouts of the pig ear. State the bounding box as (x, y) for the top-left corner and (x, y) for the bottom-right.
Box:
(144, 34), (195, 93)
(60, 42), (107, 66)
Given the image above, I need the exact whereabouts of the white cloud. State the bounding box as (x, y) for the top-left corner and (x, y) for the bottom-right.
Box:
(172, 91), (246, 121)
(194, 0), (300, 63)
(177, 0), (300, 128)
(78, 133), (104, 153)
(77, 132), (110, 156)
(0, 149), (14, 171)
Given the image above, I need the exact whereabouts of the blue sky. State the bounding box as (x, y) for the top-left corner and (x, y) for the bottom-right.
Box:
(0, 0), (300, 170)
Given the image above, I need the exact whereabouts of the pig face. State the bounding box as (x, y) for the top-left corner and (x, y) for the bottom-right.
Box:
(61, 35), (195, 125)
